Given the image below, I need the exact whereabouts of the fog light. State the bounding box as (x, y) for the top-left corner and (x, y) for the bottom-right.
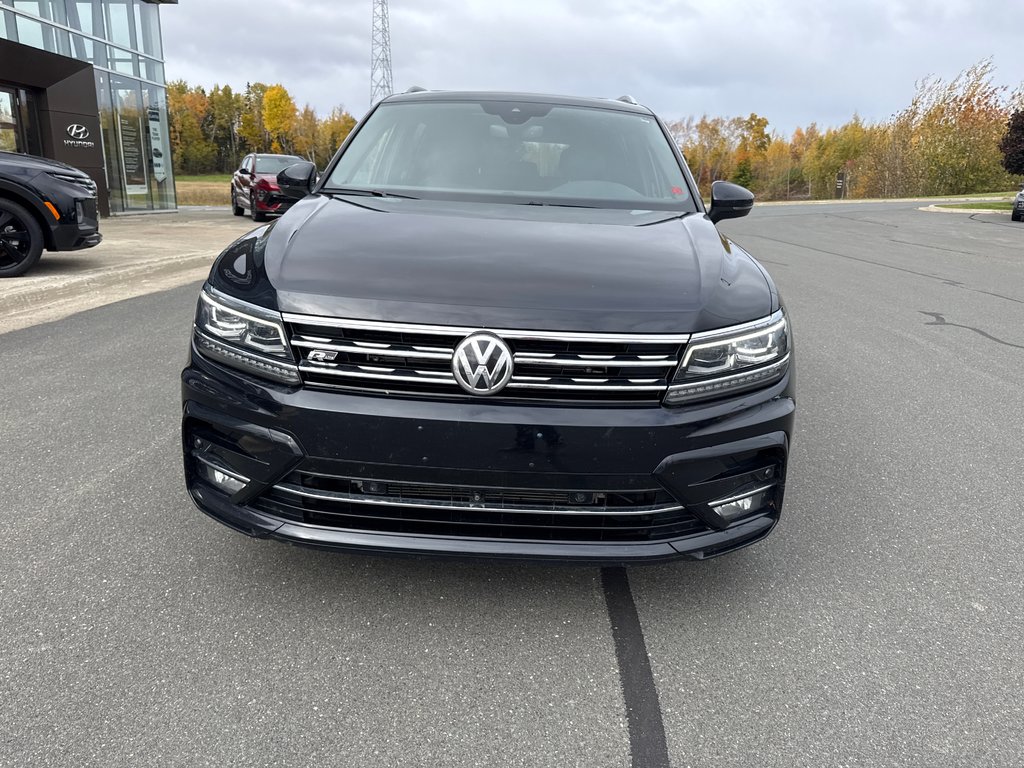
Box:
(709, 484), (774, 523)
(195, 456), (249, 495)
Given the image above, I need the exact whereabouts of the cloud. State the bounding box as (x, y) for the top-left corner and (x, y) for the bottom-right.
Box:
(161, 0), (1024, 135)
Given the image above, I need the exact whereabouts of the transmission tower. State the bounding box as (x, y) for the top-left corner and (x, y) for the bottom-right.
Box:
(370, 0), (393, 104)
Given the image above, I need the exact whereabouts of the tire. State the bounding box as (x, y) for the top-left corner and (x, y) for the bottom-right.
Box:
(0, 198), (45, 278)
(231, 188), (244, 216)
(250, 193), (267, 223)
(1012, 211), (1022, 222)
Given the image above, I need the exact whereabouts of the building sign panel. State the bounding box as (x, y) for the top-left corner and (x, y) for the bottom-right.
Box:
(115, 88), (148, 196)
(147, 106), (167, 183)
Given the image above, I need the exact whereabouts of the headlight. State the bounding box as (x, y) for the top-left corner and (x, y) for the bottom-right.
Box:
(193, 287), (300, 385)
(664, 311), (790, 405)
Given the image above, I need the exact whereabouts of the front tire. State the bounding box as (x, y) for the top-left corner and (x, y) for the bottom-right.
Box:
(250, 193), (267, 223)
(0, 198), (45, 278)
(231, 189), (244, 216)
(1012, 211), (1022, 222)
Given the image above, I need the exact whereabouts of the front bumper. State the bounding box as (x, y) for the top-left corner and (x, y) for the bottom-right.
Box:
(253, 194), (294, 215)
(49, 197), (101, 251)
(181, 347), (795, 563)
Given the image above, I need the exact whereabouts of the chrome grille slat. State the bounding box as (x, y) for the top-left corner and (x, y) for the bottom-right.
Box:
(286, 316), (688, 402)
(506, 381), (665, 392)
(283, 313), (691, 343)
(300, 362), (456, 384)
(249, 469), (706, 542)
(514, 353), (675, 368)
(292, 337), (453, 361)
(273, 482), (683, 516)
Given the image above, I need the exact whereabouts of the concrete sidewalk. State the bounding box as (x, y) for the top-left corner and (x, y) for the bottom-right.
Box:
(0, 208), (255, 334)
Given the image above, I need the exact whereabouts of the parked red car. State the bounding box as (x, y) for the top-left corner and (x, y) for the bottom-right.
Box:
(231, 153), (306, 221)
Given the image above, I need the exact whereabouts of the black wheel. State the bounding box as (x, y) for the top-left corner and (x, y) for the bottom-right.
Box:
(0, 198), (44, 278)
(250, 193), (267, 222)
(1012, 211), (1022, 222)
(231, 188), (244, 216)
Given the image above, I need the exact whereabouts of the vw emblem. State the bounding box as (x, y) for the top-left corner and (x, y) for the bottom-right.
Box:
(452, 332), (513, 395)
(66, 124), (90, 140)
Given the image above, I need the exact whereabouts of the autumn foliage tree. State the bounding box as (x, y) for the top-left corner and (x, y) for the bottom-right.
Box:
(262, 85), (298, 153)
(167, 80), (357, 175)
(166, 80), (216, 174)
(673, 59), (1019, 201)
(910, 60), (1012, 195)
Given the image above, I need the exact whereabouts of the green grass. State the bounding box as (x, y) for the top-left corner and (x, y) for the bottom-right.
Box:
(175, 174), (233, 184)
(940, 201), (1014, 211)
(940, 190), (1019, 199)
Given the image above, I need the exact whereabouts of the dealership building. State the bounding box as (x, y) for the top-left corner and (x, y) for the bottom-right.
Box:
(0, 0), (177, 215)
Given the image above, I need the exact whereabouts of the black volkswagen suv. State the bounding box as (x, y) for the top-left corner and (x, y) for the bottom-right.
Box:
(181, 91), (795, 563)
(0, 151), (102, 277)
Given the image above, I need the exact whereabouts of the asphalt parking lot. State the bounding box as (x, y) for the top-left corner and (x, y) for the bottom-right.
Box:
(1, 202), (1022, 767)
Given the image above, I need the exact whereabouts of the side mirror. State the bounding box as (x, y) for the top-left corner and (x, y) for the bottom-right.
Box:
(238, 167), (251, 176)
(707, 180), (754, 224)
(277, 161), (318, 200)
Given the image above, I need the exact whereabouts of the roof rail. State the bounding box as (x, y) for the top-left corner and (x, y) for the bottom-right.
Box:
(404, 85), (428, 94)
(616, 94), (639, 105)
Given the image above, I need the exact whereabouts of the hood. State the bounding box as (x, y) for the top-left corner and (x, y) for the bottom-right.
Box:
(0, 150), (89, 177)
(222, 195), (774, 334)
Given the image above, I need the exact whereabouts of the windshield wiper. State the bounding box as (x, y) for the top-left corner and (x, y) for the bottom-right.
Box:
(518, 200), (598, 209)
(326, 187), (420, 200)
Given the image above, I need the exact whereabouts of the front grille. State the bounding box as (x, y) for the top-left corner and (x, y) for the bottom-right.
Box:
(50, 171), (97, 196)
(249, 470), (706, 543)
(282, 314), (688, 403)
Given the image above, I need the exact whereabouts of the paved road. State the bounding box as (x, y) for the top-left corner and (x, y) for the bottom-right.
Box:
(1, 202), (1022, 767)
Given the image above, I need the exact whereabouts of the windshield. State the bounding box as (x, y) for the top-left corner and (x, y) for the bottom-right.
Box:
(255, 155), (304, 174)
(325, 100), (695, 210)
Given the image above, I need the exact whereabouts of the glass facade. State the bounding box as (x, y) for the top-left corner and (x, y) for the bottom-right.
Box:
(0, 0), (175, 212)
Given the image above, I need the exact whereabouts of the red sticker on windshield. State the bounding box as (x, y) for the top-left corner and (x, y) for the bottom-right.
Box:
(671, 186), (683, 195)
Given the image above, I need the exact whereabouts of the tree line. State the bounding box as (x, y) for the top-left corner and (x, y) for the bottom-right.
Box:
(670, 60), (1023, 200)
(167, 59), (1024, 197)
(167, 81), (357, 175)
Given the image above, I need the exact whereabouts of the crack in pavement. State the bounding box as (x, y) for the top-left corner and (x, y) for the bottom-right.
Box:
(920, 311), (1024, 350)
(823, 212), (900, 228)
(969, 212), (1020, 229)
(889, 238), (977, 256)
(602, 567), (670, 768)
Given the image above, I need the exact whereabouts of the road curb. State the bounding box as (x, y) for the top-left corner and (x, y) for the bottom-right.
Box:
(919, 204), (1010, 215)
(1, 251), (214, 334)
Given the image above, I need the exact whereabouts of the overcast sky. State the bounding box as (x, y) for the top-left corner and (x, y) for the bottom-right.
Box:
(160, 0), (1023, 135)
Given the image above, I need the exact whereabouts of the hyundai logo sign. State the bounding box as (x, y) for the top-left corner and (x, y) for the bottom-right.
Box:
(66, 124), (91, 140)
(63, 123), (96, 150)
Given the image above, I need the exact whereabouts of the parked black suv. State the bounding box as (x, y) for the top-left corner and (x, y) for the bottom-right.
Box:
(182, 91), (795, 563)
(0, 151), (102, 277)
